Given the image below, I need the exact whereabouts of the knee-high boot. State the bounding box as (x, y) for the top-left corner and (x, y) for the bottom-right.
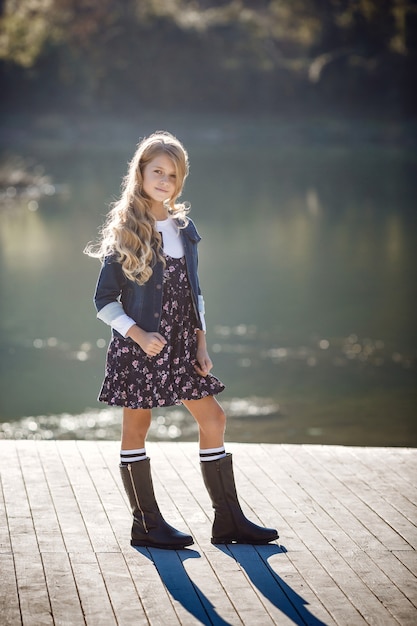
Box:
(120, 458), (193, 549)
(201, 453), (279, 544)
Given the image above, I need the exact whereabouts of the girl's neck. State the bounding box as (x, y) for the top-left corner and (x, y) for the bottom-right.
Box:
(150, 202), (169, 222)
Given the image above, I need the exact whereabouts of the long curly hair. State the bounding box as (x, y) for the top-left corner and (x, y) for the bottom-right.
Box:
(85, 131), (190, 284)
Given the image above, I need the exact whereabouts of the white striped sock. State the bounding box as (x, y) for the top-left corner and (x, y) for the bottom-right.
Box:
(199, 446), (226, 462)
(120, 448), (147, 465)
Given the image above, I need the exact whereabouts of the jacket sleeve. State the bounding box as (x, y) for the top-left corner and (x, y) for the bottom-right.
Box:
(94, 257), (137, 335)
(183, 218), (206, 331)
(94, 256), (126, 312)
(190, 221), (206, 330)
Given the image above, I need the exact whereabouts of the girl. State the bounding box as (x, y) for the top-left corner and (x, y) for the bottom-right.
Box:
(86, 131), (278, 549)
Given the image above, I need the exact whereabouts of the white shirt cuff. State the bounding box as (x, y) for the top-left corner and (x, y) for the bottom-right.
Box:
(97, 302), (136, 337)
(112, 314), (137, 337)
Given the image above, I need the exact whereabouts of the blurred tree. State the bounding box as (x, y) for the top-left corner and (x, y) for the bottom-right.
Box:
(0, 0), (54, 67)
(0, 0), (414, 116)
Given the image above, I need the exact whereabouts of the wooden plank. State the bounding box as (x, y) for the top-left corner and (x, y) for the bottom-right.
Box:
(69, 552), (117, 626)
(96, 552), (149, 626)
(150, 442), (209, 542)
(282, 444), (411, 551)
(393, 549), (417, 577)
(16, 441), (66, 553)
(257, 547), (337, 626)
(41, 552), (85, 625)
(56, 441), (120, 552)
(35, 440), (93, 553)
(348, 446), (417, 505)
(147, 546), (216, 625)
(178, 547), (245, 626)
(226, 543), (324, 625)
(372, 447), (417, 484)
(317, 549), (399, 625)
(0, 554), (21, 626)
(75, 441), (130, 548)
(1, 442), (39, 555)
(328, 446), (417, 548)
(349, 549), (417, 624)
(240, 443), (349, 553)
(200, 545), (276, 626)
(287, 550), (368, 625)
(0, 470), (12, 553)
(124, 548), (182, 626)
(13, 552), (53, 626)
(365, 550), (417, 610)
(285, 444), (398, 552)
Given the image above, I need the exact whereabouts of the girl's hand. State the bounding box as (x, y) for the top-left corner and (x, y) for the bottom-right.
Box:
(195, 347), (213, 377)
(140, 332), (167, 357)
(126, 325), (167, 357)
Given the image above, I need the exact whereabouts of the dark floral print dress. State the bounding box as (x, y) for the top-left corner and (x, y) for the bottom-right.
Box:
(98, 255), (225, 408)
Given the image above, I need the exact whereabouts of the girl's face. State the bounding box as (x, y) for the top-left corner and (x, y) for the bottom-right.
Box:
(141, 153), (178, 211)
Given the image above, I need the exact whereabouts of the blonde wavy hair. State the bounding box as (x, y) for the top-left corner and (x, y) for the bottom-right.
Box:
(85, 131), (190, 284)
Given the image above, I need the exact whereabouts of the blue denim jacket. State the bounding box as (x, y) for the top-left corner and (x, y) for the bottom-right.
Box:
(94, 218), (204, 336)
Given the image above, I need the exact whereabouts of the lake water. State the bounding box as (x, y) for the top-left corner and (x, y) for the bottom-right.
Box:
(1, 117), (416, 445)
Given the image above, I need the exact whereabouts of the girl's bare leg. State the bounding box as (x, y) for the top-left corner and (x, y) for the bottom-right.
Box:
(182, 396), (226, 449)
(121, 407), (152, 449)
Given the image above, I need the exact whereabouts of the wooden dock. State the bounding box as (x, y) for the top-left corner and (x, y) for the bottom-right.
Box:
(0, 440), (416, 625)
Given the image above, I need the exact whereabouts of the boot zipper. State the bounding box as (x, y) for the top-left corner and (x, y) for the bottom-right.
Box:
(127, 464), (148, 533)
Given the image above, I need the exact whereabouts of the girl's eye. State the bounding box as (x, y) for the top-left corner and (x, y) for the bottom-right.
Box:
(170, 174), (176, 179)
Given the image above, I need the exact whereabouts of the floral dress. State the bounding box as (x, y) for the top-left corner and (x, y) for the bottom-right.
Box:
(98, 255), (225, 408)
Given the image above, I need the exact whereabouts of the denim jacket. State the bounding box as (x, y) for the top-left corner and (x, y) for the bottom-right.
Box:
(94, 218), (205, 336)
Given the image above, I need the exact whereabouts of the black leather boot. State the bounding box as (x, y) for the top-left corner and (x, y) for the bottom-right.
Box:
(120, 458), (193, 549)
(201, 453), (279, 544)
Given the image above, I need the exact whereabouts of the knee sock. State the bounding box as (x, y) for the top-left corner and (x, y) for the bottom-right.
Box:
(199, 446), (226, 462)
(120, 448), (147, 466)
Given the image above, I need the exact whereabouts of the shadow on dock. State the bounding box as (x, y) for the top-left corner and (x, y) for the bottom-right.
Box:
(135, 543), (328, 625)
(221, 544), (329, 626)
(134, 546), (232, 625)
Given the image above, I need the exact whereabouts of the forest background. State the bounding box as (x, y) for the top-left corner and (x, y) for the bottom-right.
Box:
(1, 0), (416, 123)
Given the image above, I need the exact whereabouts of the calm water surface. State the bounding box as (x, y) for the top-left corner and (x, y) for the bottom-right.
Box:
(1, 121), (416, 445)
